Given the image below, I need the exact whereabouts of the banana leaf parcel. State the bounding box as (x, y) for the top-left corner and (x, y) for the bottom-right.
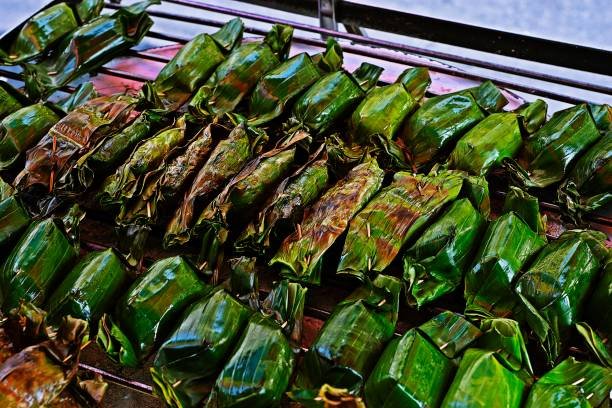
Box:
(584, 260), (611, 337)
(0, 103), (61, 170)
(0, 185), (31, 247)
(247, 38), (343, 126)
(287, 62), (383, 137)
(294, 275), (401, 397)
(234, 147), (329, 257)
(205, 280), (306, 407)
(15, 93), (140, 201)
(0, 205), (81, 312)
(558, 132), (611, 222)
(46, 248), (129, 324)
(403, 197), (486, 308)
(97, 256), (209, 367)
(448, 99), (548, 176)
(364, 311), (482, 408)
(0, 81), (26, 121)
(165, 123), (262, 248)
(514, 229), (609, 364)
(504, 103), (602, 188)
(0, 0), (103, 64)
(524, 357), (612, 408)
(151, 288), (253, 408)
(464, 187), (547, 319)
(23, 0), (157, 99)
(271, 159), (384, 285)
(148, 18), (244, 111)
(399, 80), (507, 169)
(189, 24), (294, 119)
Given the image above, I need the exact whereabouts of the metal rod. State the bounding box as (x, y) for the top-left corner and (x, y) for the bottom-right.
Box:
(78, 363), (154, 395)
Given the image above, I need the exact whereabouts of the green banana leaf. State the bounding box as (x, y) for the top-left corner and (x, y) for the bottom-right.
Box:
(558, 133), (611, 222)
(205, 280), (306, 407)
(524, 357), (612, 408)
(288, 384), (366, 408)
(289, 62), (384, 136)
(0, 195), (31, 248)
(364, 312), (481, 408)
(440, 348), (527, 408)
(0, 81), (26, 121)
(97, 256), (209, 367)
(501, 186), (547, 238)
(584, 260), (611, 337)
(0, 177), (13, 200)
(196, 146), (297, 274)
(46, 248), (129, 324)
(23, 1), (157, 99)
(476, 318), (533, 375)
(576, 322), (612, 369)
(234, 147), (329, 257)
(399, 80), (507, 169)
(98, 116), (189, 215)
(588, 103), (611, 132)
(0, 205), (81, 312)
(514, 229), (609, 364)
(69, 109), (169, 194)
(148, 18), (244, 111)
(55, 81), (98, 113)
(151, 288), (252, 408)
(189, 24), (294, 119)
(248, 38), (343, 126)
(348, 67), (430, 144)
(294, 275), (401, 396)
(338, 170), (474, 282)
(0, 103), (61, 170)
(0, 0), (103, 64)
(271, 159), (384, 285)
(164, 123), (262, 248)
(448, 100), (547, 176)
(504, 104), (602, 188)
(15, 94), (140, 198)
(403, 198), (486, 308)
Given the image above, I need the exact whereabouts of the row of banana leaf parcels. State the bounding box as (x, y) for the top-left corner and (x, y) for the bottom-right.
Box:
(0, 4), (610, 408)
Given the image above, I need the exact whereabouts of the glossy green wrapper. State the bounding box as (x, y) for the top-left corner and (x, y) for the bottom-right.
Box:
(205, 280), (306, 407)
(149, 19), (244, 111)
(46, 248), (129, 324)
(247, 38), (343, 126)
(505, 103), (602, 188)
(584, 261), (611, 337)
(295, 275), (401, 396)
(0, 0), (103, 64)
(289, 62), (383, 136)
(165, 123), (260, 248)
(189, 24), (293, 119)
(448, 99), (547, 176)
(524, 357), (612, 408)
(271, 159), (384, 285)
(337, 170), (473, 282)
(0, 81), (25, 121)
(23, 1), (157, 99)
(151, 289), (252, 408)
(0, 103), (60, 170)
(514, 229), (609, 364)
(97, 256), (209, 367)
(0, 207), (81, 312)
(400, 80), (506, 169)
(403, 198), (486, 308)
(558, 133), (612, 222)
(0, 195), (31, 247)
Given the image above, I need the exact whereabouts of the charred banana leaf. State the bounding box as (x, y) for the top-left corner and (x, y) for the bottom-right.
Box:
(448, 99), (547, 176)
(0, 0), (103, 64)
(399, 80), (507, 169)
(514, 229), (609, 364)
(23, 1), (157, 99)
(97, 256), (209, 367)
(403, 198), (486, 308)
(0, 205), (81, 312)
(0, 81), (26, 121)
(151, 288), (252, 408)
(148, 18), (244, 111)
(0, 103), (60, 170)
(189, 24), (294, 119)
(504, 103), (602, 188)
(271, 159), (384, 285)
(46, 248), (129, 324)
(338, 170), (474, 282)
(165, 123), (260, 248)
(205, 280), (306, 407)
(294, 275), (401, 396)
